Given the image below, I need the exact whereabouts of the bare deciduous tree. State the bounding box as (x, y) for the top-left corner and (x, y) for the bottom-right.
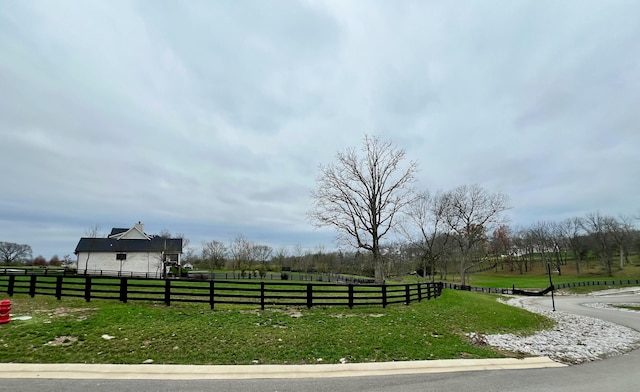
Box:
(581, 212), (617, 277)
(0, 241), (33, 264)
(610, 215), (635, 269)
(85, 225), (102, 238)
(445, 184), (510, 285)
(82, 225), (103, 272)
(252, 244), (273, 267)
(489, 224), (512, 270)
(557, 217), (586, 275)
(229, 234), (252, 275)
(309, 135), (417, 283)
(49, 255), (61, 266)
(272, 247), (289, 270)
(158, 229), (172, 238)
(62, 254), (74, 267)
(399, 190), (452, 282)
(33, 255), (47, 266)
(201, 240), (228, 269)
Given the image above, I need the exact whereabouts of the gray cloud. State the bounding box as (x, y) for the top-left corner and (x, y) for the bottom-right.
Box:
(1, 0), (639, 258)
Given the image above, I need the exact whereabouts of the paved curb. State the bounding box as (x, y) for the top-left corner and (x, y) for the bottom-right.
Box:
(0, 357), (566, 379)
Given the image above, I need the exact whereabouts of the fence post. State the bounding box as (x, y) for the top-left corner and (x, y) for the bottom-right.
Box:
(84, 277), (92, 302)
(348, 284), (354, 309)
(427, 283), (432, 300)
(405, 285), (411, 305)
(164, 279), (171, 306)
(8, 275), (15, 296)
(382, 284), (387, 308)
(306, 284), (313, 309)
(120, 278), (128, 303)
(261, 282), (265, 310)
(29, 275), (37, 298)
(417, 283), (422, 302)
(209, 281), (215, 310)
(55, 276), (63, 300)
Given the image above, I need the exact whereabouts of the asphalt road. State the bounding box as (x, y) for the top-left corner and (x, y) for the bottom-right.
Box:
(1, 292), (639, 392)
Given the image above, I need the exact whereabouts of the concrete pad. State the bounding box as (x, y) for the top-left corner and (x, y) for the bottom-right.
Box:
(0, 357), (566, 380)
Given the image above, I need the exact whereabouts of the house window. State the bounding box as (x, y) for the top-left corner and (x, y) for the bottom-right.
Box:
(116, 253), (127, 261)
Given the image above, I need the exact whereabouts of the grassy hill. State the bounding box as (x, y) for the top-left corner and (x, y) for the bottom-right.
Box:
(1, 290), (550, 365)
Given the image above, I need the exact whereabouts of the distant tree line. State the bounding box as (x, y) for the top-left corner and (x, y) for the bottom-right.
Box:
(4, 138), (638, 283)
(0, 241), (74, 267)
(305, 134), (639, 283)
(184, 209), (638, 282)
(4, 210), (638, 282)
(487, 213), (639, 277)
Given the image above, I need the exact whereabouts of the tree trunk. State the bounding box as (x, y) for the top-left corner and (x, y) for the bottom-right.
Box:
(373, 251), (384, 284)
(604, 254), (613, 277)
(459, 258), (467, 286)
(84, 253), (90, 274)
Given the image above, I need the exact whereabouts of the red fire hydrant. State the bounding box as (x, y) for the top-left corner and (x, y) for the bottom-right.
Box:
(0, 299), (11, 324)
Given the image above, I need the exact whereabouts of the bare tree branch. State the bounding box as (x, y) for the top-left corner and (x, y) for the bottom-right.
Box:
(0, 242), (33, 264)
(445, 184), (510, 285)
(309, 135), (417, 283)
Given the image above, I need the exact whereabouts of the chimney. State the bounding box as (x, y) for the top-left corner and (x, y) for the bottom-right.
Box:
(134, 221), (144, 233)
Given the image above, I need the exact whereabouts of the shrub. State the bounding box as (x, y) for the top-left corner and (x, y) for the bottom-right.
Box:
(252, 264), (267, 278)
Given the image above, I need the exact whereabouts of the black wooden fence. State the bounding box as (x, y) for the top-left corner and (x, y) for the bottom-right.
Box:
(555, 279), (640, 289)
(444, 279), (640, 296)
(0, 274), (443, 310)
(0, 268), (375, 284)
(442, 283), (513, 294)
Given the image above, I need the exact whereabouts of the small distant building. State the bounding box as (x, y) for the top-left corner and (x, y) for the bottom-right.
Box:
(74, 222), (182, 277)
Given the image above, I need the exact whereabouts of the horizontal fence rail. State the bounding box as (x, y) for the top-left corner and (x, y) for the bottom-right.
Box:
(0, 268), (376, 284)
(0, 273), (443, 309)
(554, 280), (640, 289)
(444, 279), (640, 295)
(442, 283), (514, 294)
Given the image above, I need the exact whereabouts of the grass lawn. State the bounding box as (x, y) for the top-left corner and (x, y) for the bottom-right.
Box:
(459, 263), (640, 289)
(614, 305), (640, 311)
(0, 290), (552, 365)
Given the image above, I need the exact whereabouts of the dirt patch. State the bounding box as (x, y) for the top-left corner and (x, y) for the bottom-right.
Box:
(45, 336), (78, 347)
(283, 309), (303, 318)
(34, 307), (98, 321)
(239, 308), (304, 318)
(331, 314), (356, 318)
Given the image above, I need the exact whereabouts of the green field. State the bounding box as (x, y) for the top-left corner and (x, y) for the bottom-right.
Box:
(0, 290), (551, 365)
(449, 263), (640, 290)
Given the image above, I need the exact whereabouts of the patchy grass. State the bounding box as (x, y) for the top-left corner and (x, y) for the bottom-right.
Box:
(457, 263), (640, 290)
(0, 290), (552, 365)
(613, 305), (640, 311)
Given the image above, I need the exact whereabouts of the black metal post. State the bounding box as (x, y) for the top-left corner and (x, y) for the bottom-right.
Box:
(547, 262), (556, 311)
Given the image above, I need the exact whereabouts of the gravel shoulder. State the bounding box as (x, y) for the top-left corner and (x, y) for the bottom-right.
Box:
(478, 293), (640, 364)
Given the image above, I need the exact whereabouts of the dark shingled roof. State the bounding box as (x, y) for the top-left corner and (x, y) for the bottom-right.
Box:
(74, 237), (182, 254)
(109, 228), (129, 237)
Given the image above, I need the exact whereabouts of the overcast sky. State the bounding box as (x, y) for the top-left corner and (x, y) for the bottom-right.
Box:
(1, 0), (639, 259)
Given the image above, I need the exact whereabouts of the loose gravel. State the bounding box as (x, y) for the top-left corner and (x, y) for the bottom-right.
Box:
(473, 296), (640, 364)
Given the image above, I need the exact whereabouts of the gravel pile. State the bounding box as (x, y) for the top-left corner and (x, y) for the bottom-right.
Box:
(475, 297), (640, 364)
